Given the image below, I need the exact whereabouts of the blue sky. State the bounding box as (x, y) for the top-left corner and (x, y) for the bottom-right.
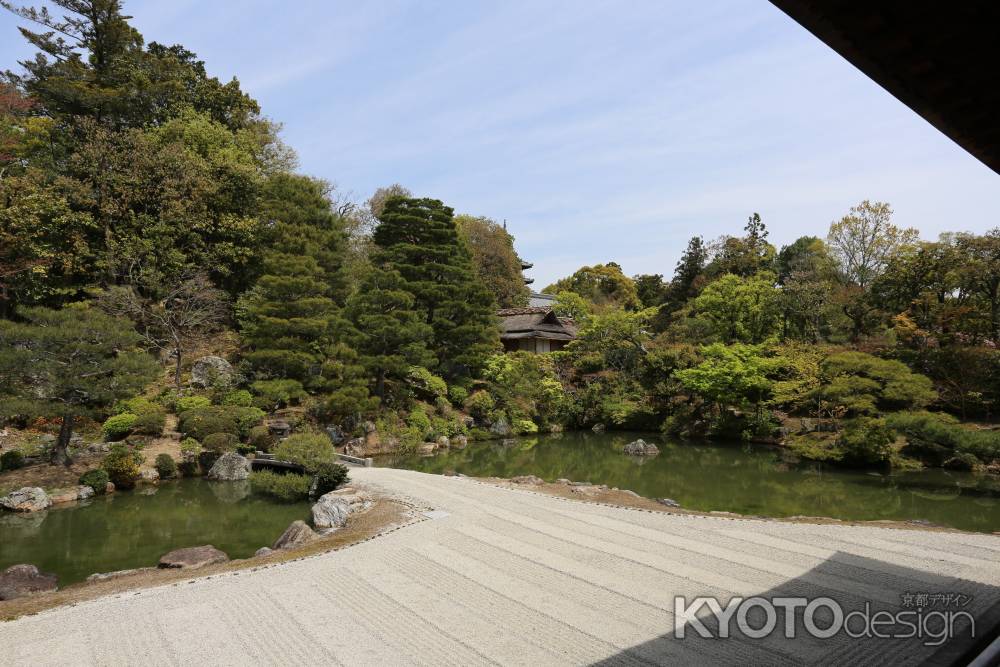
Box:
(3, 1), (998, 287)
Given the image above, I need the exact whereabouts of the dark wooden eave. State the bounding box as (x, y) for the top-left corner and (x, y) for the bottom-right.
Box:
(770, 1), (1000, 175)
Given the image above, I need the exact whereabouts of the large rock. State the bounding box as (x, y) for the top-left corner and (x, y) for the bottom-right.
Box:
(1, 487), (51, 513)
(311, 488), (372, 531)
(158, 545), (229, 569)
(0, 564), (58, 600)
(49, 485), (95, 505)
(207, 452), (251, 481)
(489, 416), (512, 437)
(451, 434), (468, 449)
(272, 520), (319, 550)
(190, 355), (234, 388)
(436, 436), (450, 449)
(623, 439), (660, 456)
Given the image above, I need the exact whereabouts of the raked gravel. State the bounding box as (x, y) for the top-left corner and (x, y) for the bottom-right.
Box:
(1, 467), (998, 665)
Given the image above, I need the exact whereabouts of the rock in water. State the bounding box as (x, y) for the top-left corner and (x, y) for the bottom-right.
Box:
(272, 520), (319, 550)
(451, 435), (468, 449)
(1, 487), (52, 513)
(190, 355), (234, 388)
(623, 439), (660, 456)
(0, 564), (58, 600)
(158, 545), (229, 569)
(312, 488), (372, 530)
(207, 452), (251, 481)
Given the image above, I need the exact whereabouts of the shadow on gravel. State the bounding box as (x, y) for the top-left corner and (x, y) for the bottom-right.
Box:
(592, 551), (1000, 667)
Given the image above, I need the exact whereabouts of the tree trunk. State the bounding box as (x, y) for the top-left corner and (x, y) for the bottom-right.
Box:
(51, 413), (75, 467)
(174, 346), (183, 390)
(375, 369), (385, 399)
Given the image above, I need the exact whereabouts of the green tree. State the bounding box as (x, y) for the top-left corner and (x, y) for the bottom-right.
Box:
(809, 351), (936, 418)
(633, 273), (668, 309)
(956, 229), (1000, 342)
(544, 262), (641, 311)
(346, 268), (434, 399)
(372, 196), (498, 376)
(692, 273), (781, 344)
(674, 343), (773, 415)
(455, 214), (529, 308)
(0, 304), (158, 465)
(240, 174), (353, 399)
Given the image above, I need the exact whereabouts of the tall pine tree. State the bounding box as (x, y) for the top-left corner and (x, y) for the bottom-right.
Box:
(240, 174), (369, 419)
(371, 197), (498, 377)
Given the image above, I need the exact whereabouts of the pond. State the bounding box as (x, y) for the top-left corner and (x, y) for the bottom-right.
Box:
(378, 431), (1000, 533)
(0, 478), (310, 586)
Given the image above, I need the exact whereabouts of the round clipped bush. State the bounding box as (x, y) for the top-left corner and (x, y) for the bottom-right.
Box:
(272, 433), (334, 473)
(448, 385), (469, 407)
(154, 453), (178, 479)
(231, 406), (265, 439)
(114, 397), (159, 415)
(176, 395), (212, 413)
(514, 419), (539, 434)
(464, 390), (495, 419)
(1, 450), (26, 471)
(202, 432), (239, 453)
(311, 461), (350, 497)
(102, 413), (137, 441)
(132, 409), (166, 436)
(249, 470), (312, 502)
(221, 389), (254, 407)
(79, 468), (110, 494)
(102, 443), (143, 490)
(178, 406), (238, 441)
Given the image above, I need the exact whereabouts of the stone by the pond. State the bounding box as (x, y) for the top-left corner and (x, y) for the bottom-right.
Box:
(105, 481), (116, 494)
(207, 452), (251, 481)
(658, 498), (680, 508)
(311, 488), (372, 530)
(272, 520), (319, 550)
(1, 487), (51, 513)
(623, 439), (660, 456)
(190, 355), (235, 388)
(451, 434), (468, 449)
(418, 443), (436, 455)
(86, 567), (154, 583)
(140, 468), (160, 484)
(0, 564), (58, 600)
(436, 436), (450, 449)
(510, 475), (544, 485)
(592, 423), (606, 433)
(158, 545), (229, 569)
(490, 416), (512, 437)
(254, 547), (274, 558)
(49, 485), (95, 505)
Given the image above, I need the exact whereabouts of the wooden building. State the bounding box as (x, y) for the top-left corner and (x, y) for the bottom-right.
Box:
(498, 306), (577, 353)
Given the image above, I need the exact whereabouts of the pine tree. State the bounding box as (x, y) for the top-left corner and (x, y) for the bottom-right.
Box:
(240, 174), (363, 405)
(0, 304), (159, 465)
(347, 269), (435, 399)
(372, 197), (498, 376)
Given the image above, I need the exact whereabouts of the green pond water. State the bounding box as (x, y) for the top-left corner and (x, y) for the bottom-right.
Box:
(0, 478), (309, 586)
(378, 431), (1000, 533)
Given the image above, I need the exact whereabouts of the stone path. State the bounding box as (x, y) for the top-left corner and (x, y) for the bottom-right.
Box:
(1, 467), (998, 665)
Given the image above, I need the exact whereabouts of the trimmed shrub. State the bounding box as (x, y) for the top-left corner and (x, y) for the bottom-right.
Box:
(236, 443), (255, 456)
(178, 406), (239, 441)
(231, 406), (266, 439)
(273, 433), (335, 473)
(176, 395), (212, 413)
(114, 397), (159, 415)
(221, 389), (254, 407)
(448, 385), (469, 407)
(250, 470), (312, 502)
(102, 413), (137, 441)
(408, 366), (447, 399)
(202, 432), (239, 453)
(1, 450), (26, 471)
(407, 409), (432, 439)
(464, 390), (495, 420)
(251, 379), (307, 409)
(312, 461), (350, 497)
(248, 425), (274, 452)
(888, 411), (1000, 465)
(102, 443), (143, 490)
(132, 409), (166, 436)
(838, 417), (894, 466)
(79, 468), (110, 494)
(155, 453), (178, 479)
(514, 419), (539, 434)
